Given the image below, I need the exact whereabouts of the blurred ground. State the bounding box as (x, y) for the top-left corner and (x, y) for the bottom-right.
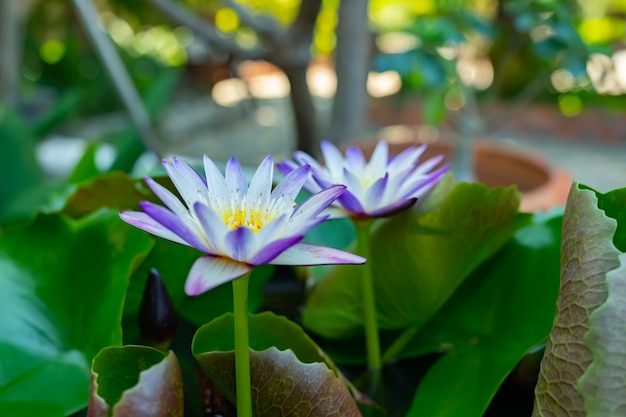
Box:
(158, 94), (626, 194)
(43, 93), (626, 194)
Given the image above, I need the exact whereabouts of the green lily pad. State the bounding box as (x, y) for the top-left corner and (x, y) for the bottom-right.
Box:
(404, 210), (562, 417)
(192, 312), (358, 416)
(533, 184), (623, 417)
(0, 401), (65, 417)
(192, 311), (335, 368)
(196, 347), (361, 417)
(88, 346), (183, 417)
(303, 182), (530, 339)
(0, 210), (154, 415)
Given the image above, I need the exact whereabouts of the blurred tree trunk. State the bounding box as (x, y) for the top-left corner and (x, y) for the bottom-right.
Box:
(283, 64), (318, 155)
(268, 0), (322, 155)
(328, 0), (372, 145)
(0, 0), (21, 104)
(147, 0), (322, 154)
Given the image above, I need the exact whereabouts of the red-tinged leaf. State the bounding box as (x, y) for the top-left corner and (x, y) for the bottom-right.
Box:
(196, 347), (362, 417)
(533, 184), (622, 417)
(88, 346), (183, 417)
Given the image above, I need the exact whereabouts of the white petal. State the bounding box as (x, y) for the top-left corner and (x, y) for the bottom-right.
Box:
(342, 167), (366, 201)
(255, 213), (289, 245)
(367, 141), (389, 174)
(270, 243), (366, 265)
(145, 177), (190, 221)
(119, 211), (188, 246)
(293, 150), (325, 174)
(289, 185), (345, 230)
(185, 256), (251, 296)
(164, 158), (206, 209)
(320, 141), (345, 180)
(291, 151), (327, 193)
(387, 144), (426, 174)
(225, 227), (255, 262)
(363, 174), (389, 212)
(203, 155), (229, 202)
(345, 146), (366, 175)
(193, 202), (229, 254)
(225, 157), (247, 200)
(271, 165), (311, 202)
(247, 155), (273, 208)
(412, 155), (445, 176)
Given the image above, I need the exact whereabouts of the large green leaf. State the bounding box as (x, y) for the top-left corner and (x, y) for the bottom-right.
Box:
(193, 312), (335, 368)
(303, 182), (530, 339)
(0, 210), (154, 415)
(88, 346), (183, 417)
(533, 184), (623, 417)
(193, 312), (363, 416)
(192, 312), (360, 417)
(404, 210), (562, 417)
(196, 347), (361, 417)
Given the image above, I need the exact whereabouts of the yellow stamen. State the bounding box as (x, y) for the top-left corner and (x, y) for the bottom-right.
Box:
(223, 206), (264, 232)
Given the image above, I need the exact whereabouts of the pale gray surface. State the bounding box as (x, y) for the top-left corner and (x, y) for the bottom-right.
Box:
(41, 95), (626, 194)
(158, 95), (626, 193)
(485, 136), (626, 193)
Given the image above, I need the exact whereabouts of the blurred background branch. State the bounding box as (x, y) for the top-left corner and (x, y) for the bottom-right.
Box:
(71, 0), (163, 159)
(0, 0), (22, 104)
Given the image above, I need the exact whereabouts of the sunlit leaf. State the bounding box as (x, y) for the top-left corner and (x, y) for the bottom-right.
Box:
(303, 182), (530, 340)
(404, 210), (562, 417)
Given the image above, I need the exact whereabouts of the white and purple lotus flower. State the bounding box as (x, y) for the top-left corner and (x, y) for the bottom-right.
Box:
(277, 140), (449, 218)
(120, 155), (365, 296)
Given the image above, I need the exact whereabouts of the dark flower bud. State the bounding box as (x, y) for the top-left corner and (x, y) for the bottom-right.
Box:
(138, 268), (177, 351)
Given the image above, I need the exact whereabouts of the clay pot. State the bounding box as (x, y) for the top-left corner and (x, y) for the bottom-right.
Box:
(348, 139), (572, 212)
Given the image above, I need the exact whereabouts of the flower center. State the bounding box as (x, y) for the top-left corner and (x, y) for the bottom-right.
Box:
(223, 206), (264, 232)
(359, 171), (378, 190)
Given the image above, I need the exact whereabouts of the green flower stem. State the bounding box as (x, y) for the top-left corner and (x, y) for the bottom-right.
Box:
(354, 218), (381, 370)
(381, 327), (417, 364)
(232, 271), (253, 417)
